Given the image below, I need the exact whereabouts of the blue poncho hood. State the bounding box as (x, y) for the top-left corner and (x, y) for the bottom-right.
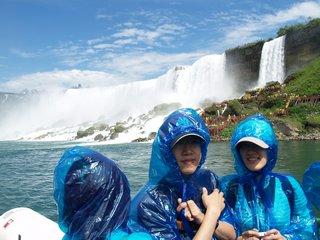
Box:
(221, 114), (319, 239)
(130, 108), (210, 221)
(148, 107), (210, 184)
(230, 114), (278, 177)
(53, 146), (131, 240)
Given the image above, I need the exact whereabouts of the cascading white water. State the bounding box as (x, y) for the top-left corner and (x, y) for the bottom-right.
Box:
(174, 54), (232, 105)
(258, 35), (286, 87)
(0, 53), (235, 141)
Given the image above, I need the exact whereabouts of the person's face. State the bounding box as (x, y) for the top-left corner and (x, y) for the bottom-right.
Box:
(172, 136), (202, 176)
(239, 142), (267, 172)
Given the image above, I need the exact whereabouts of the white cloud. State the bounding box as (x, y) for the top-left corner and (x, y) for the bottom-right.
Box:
(93, 43), (115, 49)
(96, 13), (112, 20)
(45, 19), (192, 80)
(11, 49), (37, 58)
(0, 70), (119, 92)
(112, 28), (146, 38)
(60, 57), (90, 67)
(90, 51), (206, 81)
(0, 49), (206, 93)
(111, 27), (161, 47)
(113, 38), (138, 46)
(111, 23), (186, 47)
(268, 1), (320, 23)
(87, 37), (106, 45)
(223, 1), (320, 47)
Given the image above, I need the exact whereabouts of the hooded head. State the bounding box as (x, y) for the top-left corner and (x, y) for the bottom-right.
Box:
(53, 146), (130, 240)
(230, 114), (278, 177)
(148, 108), (210, 184)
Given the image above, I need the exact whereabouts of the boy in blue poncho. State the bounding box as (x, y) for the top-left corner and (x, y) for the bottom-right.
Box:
(53, 146), (152, 240)
(130, 108), (236, 240)
(220, 114), (318, 239)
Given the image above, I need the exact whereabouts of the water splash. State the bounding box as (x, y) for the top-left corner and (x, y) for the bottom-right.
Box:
(258, 36), (286, 87)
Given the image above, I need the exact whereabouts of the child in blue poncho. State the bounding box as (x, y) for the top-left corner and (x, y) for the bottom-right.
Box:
(220, 114), (318, 239)
(130, 108), (236, 240)
(53, 146), (152, 240)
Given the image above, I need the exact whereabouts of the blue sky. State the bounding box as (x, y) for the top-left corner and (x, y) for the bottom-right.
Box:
(0, 0), (319, 92)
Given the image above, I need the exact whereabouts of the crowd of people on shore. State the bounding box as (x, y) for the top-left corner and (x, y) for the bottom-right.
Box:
(53, 108), (320, 240)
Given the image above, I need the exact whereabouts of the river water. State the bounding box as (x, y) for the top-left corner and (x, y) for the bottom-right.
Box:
(0, 140), (319, 222)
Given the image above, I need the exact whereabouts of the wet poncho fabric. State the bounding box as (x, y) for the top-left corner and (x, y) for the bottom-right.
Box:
(303, 161), (320, 211)
(53, 146), (152, 240)
(130, 108), (235, 240)
(220, 114), (318, 239)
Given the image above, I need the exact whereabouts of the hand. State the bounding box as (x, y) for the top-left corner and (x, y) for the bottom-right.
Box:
(202, 188), (225, 216)
(238, 228), (286, 240)
(177, 198), (204, 224)
(263, 229), (286, 240)
(238, 228), (261, 240)
(176, 188), (225, 225)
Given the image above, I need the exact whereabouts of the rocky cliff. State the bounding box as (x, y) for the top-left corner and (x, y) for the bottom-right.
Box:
(224, 20), (320, 94)
(285, 23), (320, 76)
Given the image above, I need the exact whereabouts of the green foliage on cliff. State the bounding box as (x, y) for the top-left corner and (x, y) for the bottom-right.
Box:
(76, 127), (95, 139)
(277, 18), (320, 37)
(288, 104), (320, 123)
(219, 123), (237, 139)
(205, 105), (220, 115)
(277, 23), (305, 37)
(228, 100), (243, 116)
(227, 40), (265, 52)
(285, 57), (320, 95)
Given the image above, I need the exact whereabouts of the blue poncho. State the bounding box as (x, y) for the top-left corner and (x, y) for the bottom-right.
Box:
(130, 108), (235, 240)
(220, 114), (318, 239)
(303, 161), (320, 211)
(53, 146), (151, 240)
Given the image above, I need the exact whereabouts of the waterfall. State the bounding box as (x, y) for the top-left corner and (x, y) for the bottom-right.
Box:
(174, 54), (231, 105)
(0, 53), (236, 141)
(258, 35), (286, 87)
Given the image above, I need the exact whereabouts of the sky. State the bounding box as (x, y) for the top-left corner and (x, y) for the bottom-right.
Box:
(0, 0), (320, 92)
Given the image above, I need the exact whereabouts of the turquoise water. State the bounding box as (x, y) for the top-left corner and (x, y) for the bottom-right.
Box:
(0, 140), (319, 222)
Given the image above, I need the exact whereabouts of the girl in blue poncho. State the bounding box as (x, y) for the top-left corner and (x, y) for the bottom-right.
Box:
(53, 146), (152, 240)
(130, 108), (236, 240)
(220, 114), (318, 240)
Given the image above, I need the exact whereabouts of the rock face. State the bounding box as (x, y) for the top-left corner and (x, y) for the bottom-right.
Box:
(273, 119), (300, 137)
(224, 22), (320, 93)
(285, 24), (320, 76)
(225, 41), (264, 94)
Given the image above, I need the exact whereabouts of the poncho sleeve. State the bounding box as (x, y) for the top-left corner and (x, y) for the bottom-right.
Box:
(137, 186), (181, 240)
(281, 176), (319, 240)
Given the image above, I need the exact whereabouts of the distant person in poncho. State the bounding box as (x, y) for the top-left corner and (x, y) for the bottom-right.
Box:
(220, 114), (318, 239)
(303, 161), (320, 211)
(130, 108), (236, 240)
(303, 160), (320, 238)
(53, 146), (152, 240)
